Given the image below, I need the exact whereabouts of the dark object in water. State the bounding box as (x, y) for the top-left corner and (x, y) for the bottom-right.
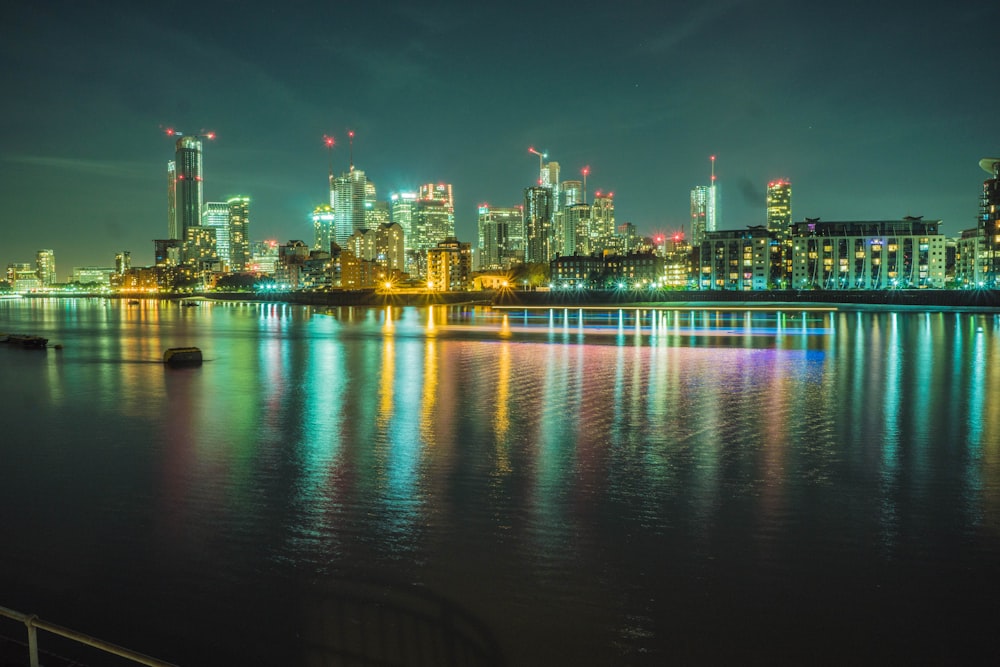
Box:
(2, 333), (48, 349)
(163, 347), (202, 366)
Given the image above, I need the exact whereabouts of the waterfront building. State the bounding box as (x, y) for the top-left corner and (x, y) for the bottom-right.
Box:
(183, 225), (218, 270)
(202, 202), (230, 267)
(767, 179), (793, 285)
(6, 263), (40, 292)
(250, 240), (280, 274)
(789, 217), (945, 289)
(426, 237), (472, 291)
(375, 222), (405, 273)
(331, 169), (369, 247)
(312, 205), (336, 252)
(35, 249), (56, 286)
(276, 240), (310, 288)
(524, 186), (553, 263)
(340, 250), (377, 289)
(551, 254), (604, 288)
(979, 158), (1000, 286)
(173, 136), (204, 241)
(227, 196), (250, 272)
(114, 251), (131, 275)
(605, 251), (664, 287)
(661, 234), (693, 288)
(71, 266), (115, 286)
(954, 228), (984, 288)
(477, 204), (521, 271)
(699, 226), (772, 290)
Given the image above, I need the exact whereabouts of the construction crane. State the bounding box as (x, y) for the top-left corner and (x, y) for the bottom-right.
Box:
(581, 165), (590, 205)
(164, 127), (216, 141)
(528, 146), (547, 185)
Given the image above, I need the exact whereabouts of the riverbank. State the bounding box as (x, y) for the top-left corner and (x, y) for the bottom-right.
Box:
(17, 288), (1000, 311)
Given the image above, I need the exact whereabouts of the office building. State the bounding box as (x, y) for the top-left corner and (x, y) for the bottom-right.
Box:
(766, 179), (793, 285)
(228, 196), (250, 272)
(202, 202), (230, 267)
(477, 204), (521, 270)
(524, 186), (553, 263)
(35, 249), (56, 286)
(331, 169), (369, 247)
(312, 205), (336, 252)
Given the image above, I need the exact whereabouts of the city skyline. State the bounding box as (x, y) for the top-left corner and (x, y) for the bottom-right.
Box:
(2, 1), (998, 274)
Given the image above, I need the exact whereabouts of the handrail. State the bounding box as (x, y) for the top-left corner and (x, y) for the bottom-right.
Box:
(0, 604), (177, 667)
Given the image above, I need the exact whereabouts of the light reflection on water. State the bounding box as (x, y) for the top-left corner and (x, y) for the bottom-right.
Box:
(2, 299), (1000, 665)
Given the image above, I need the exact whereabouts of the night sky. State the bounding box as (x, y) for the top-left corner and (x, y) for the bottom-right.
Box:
(2, 0), (997, 276)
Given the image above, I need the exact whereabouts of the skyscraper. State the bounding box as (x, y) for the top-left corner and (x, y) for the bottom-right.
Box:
(591, 192), (615, 247)
(331, 169), (368, 247)
(524, 186), (553, 263)
(227, 196), (250, 272)
(477, 204), (521, 270)
(413, 184), (456, 253)
(312, 204), (335, 252)
(202, 202), (230, 267)
(35, 249), (56, 286)
(174, 136), (204, 241)
(766, 179), (793, 287)
(167, 160), (177, 240)
(690, 186), (710, 247)
(766, 180), (792, 236)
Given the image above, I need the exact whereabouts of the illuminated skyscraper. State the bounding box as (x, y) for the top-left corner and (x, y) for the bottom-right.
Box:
(167, 160), (177, 240)
(591, 192), (615, 250)
(390, 192), (417, 251)
(766, 180), (792, 236)
(766, 179), (793, 286)
(524, 186), (553, 263)
(691, 157), (719, 246)
(477, 204), (521, 270)
(312, 204), (335, 252)
(691, 186), (709, 247)
(227, 196), (251, 272)
(35, 249), (56, 286)
(202, 202), (229, 267)
(174, 136), (204, 241)
(560, 180), (582, 209)
(413, 184), (455, 253)
(331, 169), (368, 247)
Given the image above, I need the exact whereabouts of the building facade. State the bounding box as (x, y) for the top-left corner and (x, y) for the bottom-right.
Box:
(790, 218), (945, 289)
(699, 226), (772, 290)
(426, 237), (472, 291)
(35, 249), (56, 286)
(524, 186), (553, 263)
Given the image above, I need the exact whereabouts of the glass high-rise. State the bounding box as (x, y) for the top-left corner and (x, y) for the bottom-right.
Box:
(227, 196), (250, 272)
(202, 202), (230, 267)
(174, 136), (204, 241)
(331, 169), (368, 247)
(35, 249), (56, 286)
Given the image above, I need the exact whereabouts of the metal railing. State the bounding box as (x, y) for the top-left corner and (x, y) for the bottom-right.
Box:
(0, 604), (177, 667)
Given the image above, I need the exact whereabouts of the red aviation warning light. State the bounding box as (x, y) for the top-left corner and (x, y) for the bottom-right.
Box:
(323, 135), (335, 148)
